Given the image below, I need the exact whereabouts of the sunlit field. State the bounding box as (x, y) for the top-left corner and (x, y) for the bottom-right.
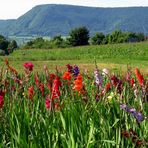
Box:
(0, 42), (148, 73)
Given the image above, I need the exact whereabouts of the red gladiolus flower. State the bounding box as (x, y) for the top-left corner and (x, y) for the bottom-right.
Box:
(0, 91), (5, 108)
(130, 78), (135, 87)
(46, 76), (62, 110)
(45, 97), (51, 109)
(105, 83), (111, 92)
(8, 65), (18, 75)
(135, 68), (144, 86)
(0, 96), (4, 108)
(121, 131), (130, 138)
(136, 140), (144, 146)
(39, 83), (44, 97)
(34, 74), (40, 86)
(51, 76), (61, 99)
(5, 58), (9, 66)
(50, 73), (55, 81)
(28, 86), (34, 100)
(24, 62), (34, 71)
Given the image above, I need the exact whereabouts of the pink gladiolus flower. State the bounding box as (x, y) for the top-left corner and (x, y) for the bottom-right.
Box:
(23, 62), (34, 71)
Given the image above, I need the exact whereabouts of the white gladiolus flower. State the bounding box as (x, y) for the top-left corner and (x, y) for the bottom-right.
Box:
(102, 68), (109, 76)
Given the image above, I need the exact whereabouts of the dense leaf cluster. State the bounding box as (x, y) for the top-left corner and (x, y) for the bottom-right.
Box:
(0, 35), (17, 55)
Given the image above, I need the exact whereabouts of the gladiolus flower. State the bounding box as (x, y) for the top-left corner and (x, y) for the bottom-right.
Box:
(28, 86), (34, 100)
(8, 66), (18, 75)
(39, 83), (44, 97)
(94, 69), (103, 87)
(5, 58), (9, 66)
(62, 71), (71, 81)
(45, 96), (51, 109)
(120, 104), (144, 123)
(0, 91), (5, 108)
(51, 76), (61, 99)
(73, 74), (83, 92)
(105, 83), (111, 92)
(111, 75), (123, 94)
(66, 64), (73, 73)
(102, 68), (109, 76)
(130, 78), (135, 87)
(73, 65), (79, 77)
(121, 131), (130, 138)
(24, 62), (34, 71)
(34, 74), (40, 86)
(50, 73), (55, 81)
(0, 96), (4, 108)
(135, 68), (144, 86)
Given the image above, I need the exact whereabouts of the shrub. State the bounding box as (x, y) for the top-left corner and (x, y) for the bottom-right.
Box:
(67, 26), (89, 46)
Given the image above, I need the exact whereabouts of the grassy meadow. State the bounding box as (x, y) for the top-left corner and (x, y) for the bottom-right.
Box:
(0, 42), (148, 73)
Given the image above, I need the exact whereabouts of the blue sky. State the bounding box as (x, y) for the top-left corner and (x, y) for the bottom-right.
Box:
(0, 0), (148, 19)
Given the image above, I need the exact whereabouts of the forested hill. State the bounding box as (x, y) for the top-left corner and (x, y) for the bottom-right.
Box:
(0, 4), (148, 36)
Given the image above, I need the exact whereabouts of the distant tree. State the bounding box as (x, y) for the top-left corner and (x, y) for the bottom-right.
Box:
(32, 37), (45, 48)
(90, 32), (105, 45)
(136, 32), (145, 42)
(126, 32), (145, 42)
(0, 35), (9, 50)
(68, 26), (89, 46)
(0, 35), (5, 40)
(108, 30), (132, 43)
(8, 40), (18, 52)
(108, 30), (122, 43)
(50, 35), (66, 48)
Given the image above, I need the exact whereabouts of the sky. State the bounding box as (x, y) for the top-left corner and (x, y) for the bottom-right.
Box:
(0, 0), (148, 19)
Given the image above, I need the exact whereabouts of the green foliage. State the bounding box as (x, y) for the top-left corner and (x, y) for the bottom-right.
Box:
(8, 40), (18, 53)
(108, 30), (145, 44)
(22, 37), (51, 49)
(0, 49), (5, 56)
(22, 36), (69, 49)
(67, 26), (89, 46)
(0, 35), (18, 55)
(50, 35), (68, 48)
(0, 35), (9, 50)
(90, 32), (105, 45)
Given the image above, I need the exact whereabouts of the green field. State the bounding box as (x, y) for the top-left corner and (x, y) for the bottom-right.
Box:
(0, 42), (148, 73)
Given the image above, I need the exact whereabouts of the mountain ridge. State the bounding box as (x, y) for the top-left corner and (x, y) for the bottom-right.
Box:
(0, 4), (148, 36)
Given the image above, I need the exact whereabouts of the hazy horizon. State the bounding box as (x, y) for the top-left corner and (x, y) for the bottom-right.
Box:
(0, 0), (148, 19)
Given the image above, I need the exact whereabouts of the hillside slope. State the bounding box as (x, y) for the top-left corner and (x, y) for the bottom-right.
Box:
(0, 4), (148, 36)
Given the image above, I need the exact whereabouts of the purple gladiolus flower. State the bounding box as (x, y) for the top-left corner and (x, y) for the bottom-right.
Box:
(73, 65), (79, 77)
(120, 104), (127, 110)
(120, 104), (144, 123)
(94, 69), (103, 87)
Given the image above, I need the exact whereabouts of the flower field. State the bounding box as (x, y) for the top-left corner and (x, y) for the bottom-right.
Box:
(0, 60), (147, 147)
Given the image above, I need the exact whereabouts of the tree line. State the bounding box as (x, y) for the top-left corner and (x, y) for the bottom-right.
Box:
(0, 26), (146, 55)
(0, 35), (17, 55)
(22, 26), (146, 49)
